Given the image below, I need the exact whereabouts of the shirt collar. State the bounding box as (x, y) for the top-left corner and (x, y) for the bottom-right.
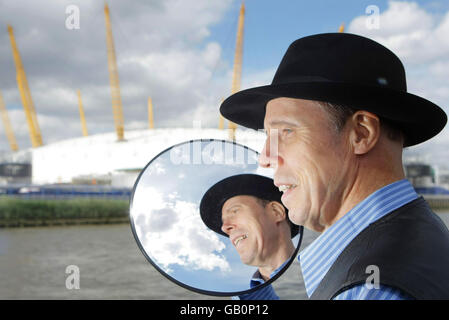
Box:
(298, 179), (418, 297)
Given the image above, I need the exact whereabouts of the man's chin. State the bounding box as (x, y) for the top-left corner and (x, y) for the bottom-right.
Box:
(239, 255), (256, 267)
(288, 207), (307, 226)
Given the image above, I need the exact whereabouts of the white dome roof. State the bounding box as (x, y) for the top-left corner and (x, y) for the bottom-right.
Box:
(30, 128), (266, 185)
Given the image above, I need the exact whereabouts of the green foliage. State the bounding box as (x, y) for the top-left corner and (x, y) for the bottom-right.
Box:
(0, 197), (129, 227)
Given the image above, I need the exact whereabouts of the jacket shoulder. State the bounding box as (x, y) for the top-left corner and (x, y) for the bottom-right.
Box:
(343, 198), (449, 299)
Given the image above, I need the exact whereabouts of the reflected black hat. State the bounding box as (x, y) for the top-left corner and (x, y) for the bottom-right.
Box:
(199, 174), (299, 238)
(220, 33), (447, 147)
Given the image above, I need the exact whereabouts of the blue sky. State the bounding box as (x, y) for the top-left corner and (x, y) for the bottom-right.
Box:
(208, 0), (449, 169)
(0, 0), (449, 169)
(213, 0), (385, 73)
(211, 0), (449, 74)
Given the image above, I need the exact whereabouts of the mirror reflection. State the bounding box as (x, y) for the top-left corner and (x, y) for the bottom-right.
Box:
(130, 139), (302, 296)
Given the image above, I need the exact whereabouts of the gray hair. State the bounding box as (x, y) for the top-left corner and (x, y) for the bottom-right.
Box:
(315, 101), (405, 146)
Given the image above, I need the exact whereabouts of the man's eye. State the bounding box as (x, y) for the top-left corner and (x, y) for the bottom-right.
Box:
(283, 128), (293, 135)
(230, 207), (240, 215)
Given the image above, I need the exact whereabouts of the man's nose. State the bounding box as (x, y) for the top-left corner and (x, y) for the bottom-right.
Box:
(259, 132), (279, 168)
(221, 219), (235, 235)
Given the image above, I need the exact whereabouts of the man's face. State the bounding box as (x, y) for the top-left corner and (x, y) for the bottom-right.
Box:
(260, 97), (351, 232)
(221, 195), (279, 266)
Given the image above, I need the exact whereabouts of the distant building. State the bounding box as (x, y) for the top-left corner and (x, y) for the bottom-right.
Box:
(0, 162), (31, 185)
(439, 170), (449, 191)
(404, 162), (449, 196)
(0, 128), (265, 188)
(404, 163), (436, 187)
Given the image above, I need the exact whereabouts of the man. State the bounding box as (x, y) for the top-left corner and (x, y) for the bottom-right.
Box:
(220, 33), (449, 299)
(200, 173), (301, 299)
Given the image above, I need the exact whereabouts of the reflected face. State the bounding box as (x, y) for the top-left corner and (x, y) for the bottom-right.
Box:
(221, 195), (278, 266)
(259, 98), (350, 232)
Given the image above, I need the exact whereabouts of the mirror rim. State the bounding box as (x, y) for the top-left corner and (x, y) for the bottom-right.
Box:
(129, 138), (304, 297)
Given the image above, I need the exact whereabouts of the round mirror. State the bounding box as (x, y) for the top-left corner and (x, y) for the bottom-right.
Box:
(129, 139), (303, 296)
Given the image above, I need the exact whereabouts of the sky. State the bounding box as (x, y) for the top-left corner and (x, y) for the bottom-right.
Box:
(0, 0), (449, 169)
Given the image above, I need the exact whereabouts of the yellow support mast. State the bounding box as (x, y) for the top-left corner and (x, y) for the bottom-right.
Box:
(228, 2), (245, 141)
(0, 91), (19, 151)
(148, 97), (154, 129)
(77, 90), (88, 136)
(339, 22), (345, 33)
(7, 25), (43, 148)
(219, 115), (225, 130)
(218, 114), (224, 130)
(104, 3), (125, 141)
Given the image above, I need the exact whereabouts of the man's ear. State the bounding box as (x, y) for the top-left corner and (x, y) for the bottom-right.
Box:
(348, 111), (381, 155)
(268, 201), (287, 222)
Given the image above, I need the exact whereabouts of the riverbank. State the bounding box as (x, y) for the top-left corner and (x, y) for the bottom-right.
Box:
(1, 196), (448, 229)
(0, 198), (129, 228)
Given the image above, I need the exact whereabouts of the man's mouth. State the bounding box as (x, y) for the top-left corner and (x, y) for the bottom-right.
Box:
(233, 234), (248, 247)
(278, 184), (297, 193)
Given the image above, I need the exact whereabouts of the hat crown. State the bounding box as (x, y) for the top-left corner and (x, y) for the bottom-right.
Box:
(220, 32), (446, 147)
(272, 33), (407, 92)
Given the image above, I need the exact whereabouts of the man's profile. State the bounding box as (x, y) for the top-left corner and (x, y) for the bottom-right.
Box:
(220, 33), (449, 299)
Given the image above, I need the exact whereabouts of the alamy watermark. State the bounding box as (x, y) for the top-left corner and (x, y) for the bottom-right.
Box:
(365, 264), (380, 290)
(65, 265), (80, 289)
(168, 120), (279, 166)
(65, 5), (80, 30)
(366, 5), (380, 30)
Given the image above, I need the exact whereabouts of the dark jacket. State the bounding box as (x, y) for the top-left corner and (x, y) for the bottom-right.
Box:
(311, 197), (449, 300)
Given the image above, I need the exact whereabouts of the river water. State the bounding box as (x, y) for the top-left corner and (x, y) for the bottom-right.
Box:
(1, 211), (448, 300)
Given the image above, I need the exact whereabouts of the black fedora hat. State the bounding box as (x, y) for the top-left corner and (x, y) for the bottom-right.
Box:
(220, 33), (447, 147)
(200, 174), (299, 238)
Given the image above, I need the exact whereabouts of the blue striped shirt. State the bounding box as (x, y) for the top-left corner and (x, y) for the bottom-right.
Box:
(299, 179), (418, 300)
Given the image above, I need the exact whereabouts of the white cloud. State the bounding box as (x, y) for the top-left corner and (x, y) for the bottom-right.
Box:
(0, 0), (235, 151)
(241, 67), (277, 90)
(350, 2), (434, 34)
(131, 185), (230, 274)
(348, 1), (437, 63)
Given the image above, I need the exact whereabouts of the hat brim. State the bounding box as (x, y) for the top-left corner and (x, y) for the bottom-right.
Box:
(220, 81), (447, 147)
(200, 174), (299, 238)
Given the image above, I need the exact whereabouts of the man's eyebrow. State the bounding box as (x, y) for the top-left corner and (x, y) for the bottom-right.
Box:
(222, 204), (242, 222)
(224, 204), (242, 213)
(264, 120), (300, 130)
